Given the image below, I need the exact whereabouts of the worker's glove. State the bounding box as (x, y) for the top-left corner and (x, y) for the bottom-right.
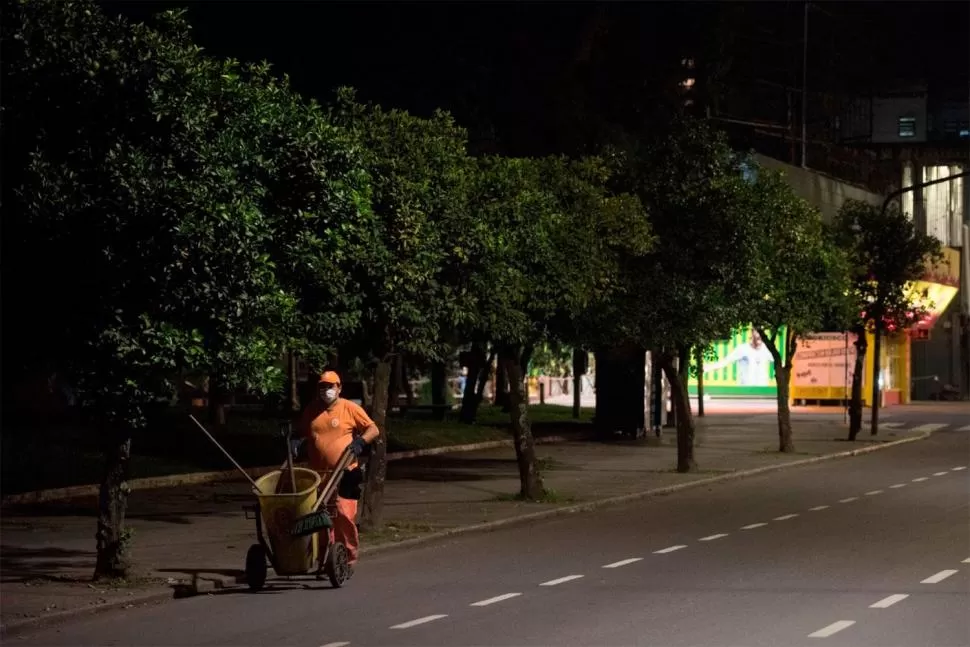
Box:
(349, 436), (367, 458)
(289, 437), (306, 459)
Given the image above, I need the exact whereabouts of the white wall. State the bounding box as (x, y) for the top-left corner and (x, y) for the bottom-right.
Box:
(753, 154), (883, 224)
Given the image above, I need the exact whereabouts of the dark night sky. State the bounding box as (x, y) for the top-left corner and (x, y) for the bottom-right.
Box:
(98, 1), (968, 152)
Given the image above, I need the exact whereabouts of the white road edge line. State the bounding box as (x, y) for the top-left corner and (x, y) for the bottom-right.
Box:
(603, 558), (643, 569)
(839, 497), (858, 503)
(912, 477), (929, 482)
(699, 533), (729, 541)
(809, 505), (830, 511)
(889, 483), (907, 488)
(933, 471), (948, 476)
(808, 620), (856, 638)
(921, 569), (958, 584)
(865, 490), (883, 496)
(741, 523), (767, 530)
(390, 615), (448, 630)
(470, 592), (522, 607)
(774, 513), (799, 520)
(654, 545), (687, 554)
(952, 466), (967, 471)
(540, 575), (584, 586)
(870, 594), (909, 609)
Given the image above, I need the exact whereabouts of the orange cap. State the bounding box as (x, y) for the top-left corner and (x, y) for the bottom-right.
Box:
(318, 370), (341, 386)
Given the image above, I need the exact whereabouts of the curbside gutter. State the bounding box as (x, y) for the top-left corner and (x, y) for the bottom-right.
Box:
(1, 435), (574, 507)
(0, 429), (932, 636)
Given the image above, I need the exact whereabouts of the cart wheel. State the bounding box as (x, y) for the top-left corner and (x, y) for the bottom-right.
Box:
(245, 544), (267, 592)
(324, 542), (349, 588)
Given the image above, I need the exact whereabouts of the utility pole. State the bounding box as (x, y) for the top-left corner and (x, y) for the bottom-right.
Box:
(801, 1), (809, 168)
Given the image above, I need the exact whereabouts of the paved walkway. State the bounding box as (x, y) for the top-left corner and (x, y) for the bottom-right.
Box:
(0, 413), (921, 632)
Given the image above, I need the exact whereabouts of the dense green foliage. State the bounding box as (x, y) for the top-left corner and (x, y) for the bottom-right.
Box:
(3, 0), (903, 572)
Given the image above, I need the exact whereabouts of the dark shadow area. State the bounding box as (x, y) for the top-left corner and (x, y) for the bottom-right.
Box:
(0, 545), (94, 584)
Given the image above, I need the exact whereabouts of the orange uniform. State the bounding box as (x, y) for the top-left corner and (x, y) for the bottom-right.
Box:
(298, 396), (375, 567)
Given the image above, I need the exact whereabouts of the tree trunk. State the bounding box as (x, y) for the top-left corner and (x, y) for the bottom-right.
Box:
(360, 359), (391, 531)
(207, 375), (228, 428)
(572, 348), (584, 419)
(696, 347), (705, 417)
(757, 328), (796, 453)
(776, 365), (794, 452)
(848, 326), (868, 441)
(870, 320), (882, 436)
(659, 350), (696, 473)
(430, 362), (447, 406)
(460, 343), (488, 424)
(402, 357), (416, 407)
(500, 345), (545, 499)
(287, 351), (300, 413)
(94, 430), (133, 580)
(494, 359), (510, 410)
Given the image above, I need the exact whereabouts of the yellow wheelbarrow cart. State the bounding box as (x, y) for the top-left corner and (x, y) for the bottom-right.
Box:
(188, 415), (356, 592)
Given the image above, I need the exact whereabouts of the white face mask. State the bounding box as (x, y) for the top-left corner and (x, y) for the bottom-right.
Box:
(323, 388), (338, 403)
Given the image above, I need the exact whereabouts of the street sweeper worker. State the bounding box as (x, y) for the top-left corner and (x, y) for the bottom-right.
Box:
(295, 370), (379, 571)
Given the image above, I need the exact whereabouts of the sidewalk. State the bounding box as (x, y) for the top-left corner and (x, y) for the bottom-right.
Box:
(0, 415), (925, 632)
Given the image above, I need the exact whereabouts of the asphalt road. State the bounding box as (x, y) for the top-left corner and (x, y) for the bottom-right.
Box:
(17, 412), (969, 647)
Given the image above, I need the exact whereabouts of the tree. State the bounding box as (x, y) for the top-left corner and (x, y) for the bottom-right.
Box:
(468, 155), (651, 498)
(743, 168), (853, 452)
(3, 0), (370, 577)
(328, 90), (477, 529)
(604, 118), (760, 472)
(835, 200), (942, 440)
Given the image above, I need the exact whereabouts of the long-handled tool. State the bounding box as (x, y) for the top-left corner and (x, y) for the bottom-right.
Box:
(188, 414), (261, 493)
(276, 421), (298, 494)
(290, 445), (357, 537)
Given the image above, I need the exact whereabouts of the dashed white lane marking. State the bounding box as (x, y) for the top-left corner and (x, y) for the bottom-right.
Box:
(953, 466), (967, 471)
(921, 569), (958, 584)
(955, 425), (970, 432)
(911, 423), (948, 433)
(839, 497), (858, 503)
(320, 643), (350, 647)
(870, 594), (909, 609)
(654, 545), (687, 554)
(390, 615), (448, 629)
(470, 592), (522, 606)
(912, 477), (929, 482)
(741, 523), (768, 530)
(963, 558), (970, 563)
(889, 483), (907, 489)
(864, 490), (883, 496)
(774, 513), (799, 521)
(808, 620), (855, 638)
(933, 471), (949, 476)
(699, 533), (729, 541)
(540, 575), (584, 586)
(809, 505), (830, 511)
(603, 558), (643, 569)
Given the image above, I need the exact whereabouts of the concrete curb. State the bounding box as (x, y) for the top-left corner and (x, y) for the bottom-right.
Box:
(1, 435), (574, 507)
(0, 430), (931, 634)
(0, 588), (174, 638)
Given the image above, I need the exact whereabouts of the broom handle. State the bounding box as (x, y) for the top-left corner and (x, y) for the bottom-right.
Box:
(309, 446), (357, 514)
(188, 415), (260, 492)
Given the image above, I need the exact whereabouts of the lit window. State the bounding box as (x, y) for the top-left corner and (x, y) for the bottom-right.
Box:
(682, 58), (695, 69)
(680, 77), (695, 89)
(898, 117), (916, 137)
